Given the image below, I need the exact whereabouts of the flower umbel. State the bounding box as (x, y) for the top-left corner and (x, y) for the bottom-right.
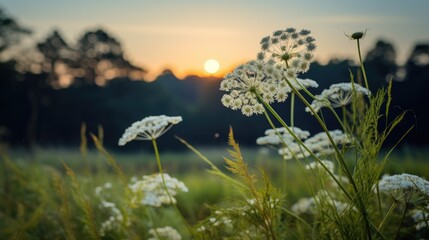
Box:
(377, 173), (429, 202)
(258, 28), (316, 73)
(306, 83), (370, 113)
(148, 226), (182, 240)
(118, 115), (182, 145)
(128, 173), (188, 207)
(220, 60), (287, 116)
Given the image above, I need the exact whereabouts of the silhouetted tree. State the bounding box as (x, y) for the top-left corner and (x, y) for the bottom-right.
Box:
(0, 8), (31, 55)
(75, 29), (146, 85)
(364, 40), (397, 90)
(36, 30), (78, 88)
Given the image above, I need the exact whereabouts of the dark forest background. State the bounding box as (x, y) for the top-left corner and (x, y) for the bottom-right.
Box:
(0, 8), (428, 152)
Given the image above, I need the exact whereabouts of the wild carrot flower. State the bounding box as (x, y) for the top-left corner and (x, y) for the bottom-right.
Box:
(377, 173), (429, 202)
(118, 115), (182, 145)
(258, 28), (316, 73)
(256, 127), (310, 146)
(99, 201), (127, 236)
(412, 205), (429, 230)
(304, 130), (351, 156)
(306, 83), (370, 113)
(148, 226), (182, 240)
(257, 126), (312, 160)
(220, 60), (288, 116)
(292, 191), (351, 215)
(128, 173), (188, 207)
(305, 160), (335, 173)
(278, 142), (311, 160)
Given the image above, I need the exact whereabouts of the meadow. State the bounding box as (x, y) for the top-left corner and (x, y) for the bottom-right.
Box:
(1, 144), (428, 239)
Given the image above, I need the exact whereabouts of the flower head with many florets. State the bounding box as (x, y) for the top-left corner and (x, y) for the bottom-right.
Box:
(257, 28), (316, 74)
(118, 115), (182, 145)
(128, 173), (188, 207)
(306, 83), (370, 113)
(220, 60), (288, 116)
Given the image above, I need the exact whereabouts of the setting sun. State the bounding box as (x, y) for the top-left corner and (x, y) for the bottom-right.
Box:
(204, 59), (220, 74)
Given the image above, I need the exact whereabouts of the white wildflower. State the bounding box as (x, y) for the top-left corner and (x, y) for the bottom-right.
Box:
(306, 83), (370, 113)
(219, 60), (290, 116)
(259, 28), (316, 74)
(291, 197), (316, 215)
(377, 173), (429, 202)
(257, 126), (310, 146)
(99, 201), (127, 236)
(148, 226), (182, 240)
(128, 173), (188, 207)
(305, 160), (335, 173)
(304, 130), (351, 156)
(412, 205), (429, 231)
(278, 142), (311, 160)
(118, 115), (182, 145)
(257, 126), (311, 160)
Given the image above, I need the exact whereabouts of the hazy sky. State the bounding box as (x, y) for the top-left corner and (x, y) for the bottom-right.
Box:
(1, 0), (428, 80)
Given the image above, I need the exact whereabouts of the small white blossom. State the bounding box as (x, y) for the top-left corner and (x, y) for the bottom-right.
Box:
(306, 83), (370, 113)
(278, 142), (311, 160)
(128, 173), (188, 207)
(259, 28), (316, 74)
(99, 201), (127, 236)
(304, 130), (351, 156)
(291, 197), (317, 215)
(118, 115), (182, 145)
(377, 173), (429, 202)
(305, 160), (335, 173)
(148, 226), (182, 240)
(257, 127), (310, 146)
(219, 61), (289, 116)
(412, 205), (429, 230)
(292, 191), (351, 215)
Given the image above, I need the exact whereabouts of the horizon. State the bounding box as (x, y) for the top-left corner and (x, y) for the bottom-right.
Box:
(1, 0), (428, 81)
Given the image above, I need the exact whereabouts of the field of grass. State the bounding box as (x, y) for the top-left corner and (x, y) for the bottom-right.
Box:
(1, 143), (429, 239)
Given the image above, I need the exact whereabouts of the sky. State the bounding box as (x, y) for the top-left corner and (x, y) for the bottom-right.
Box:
(1, 0), (428, 80)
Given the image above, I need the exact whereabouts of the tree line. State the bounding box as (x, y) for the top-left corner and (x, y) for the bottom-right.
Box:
(0, 8), (428, 151)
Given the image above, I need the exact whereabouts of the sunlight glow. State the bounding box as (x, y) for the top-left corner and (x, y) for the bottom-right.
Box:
(204, 59), (220, 74)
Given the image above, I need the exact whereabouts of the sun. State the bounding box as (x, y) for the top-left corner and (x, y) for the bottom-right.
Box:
(204, 59), (220, 74)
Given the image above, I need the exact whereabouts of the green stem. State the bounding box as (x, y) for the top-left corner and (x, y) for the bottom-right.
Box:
(290, 93), (295, 128)
(378, 200), (397, 231)
(151, 139), (196, 238)
(394, 202), (410, 240)
(256, 93), (351, 200)
(357, 39), (369, 90)
(259, 88), (373, 239)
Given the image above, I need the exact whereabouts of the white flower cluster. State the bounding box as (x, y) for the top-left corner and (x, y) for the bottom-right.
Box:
(118, 115), (182, 145)
(220, 61), (289, 116)
(256, 126), (312, 160)
(412, 205), (429, 231)
(292, 191), (350, 215)
(99, 201), (127, 237)
(256, 127), (310, 146)
(128, 173), (188, 207)
(148, 226), (182, 240)
(377, 173), (429, 201)
(258, 28), (316, 75)
(305, 160), (349, 186)
(306, 83), (371, 113)
(304, 130), (351, 156)
(305, 160), (335, 173)
(278, 129), (350, 160)
(95, 182), (112, 197)
(291, 197), (317, 215)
